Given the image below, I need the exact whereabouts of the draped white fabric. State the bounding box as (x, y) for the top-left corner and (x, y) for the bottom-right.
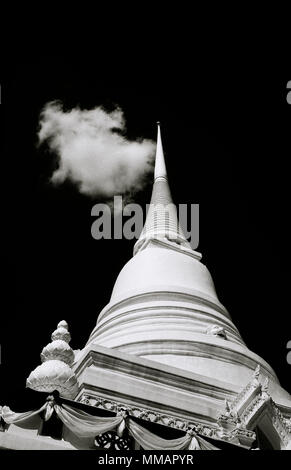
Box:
(55, 403), (123, 438)
(127, 418), (193, 450)
(0, 403), (47, 425)
(126, 419), (219, 450)
(55, 403), (220, 450)
(191, 434), (220, 450)
(1, 400), (220, 450)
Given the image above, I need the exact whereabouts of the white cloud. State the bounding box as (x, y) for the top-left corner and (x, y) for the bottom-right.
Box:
(38, 101), (155, 200)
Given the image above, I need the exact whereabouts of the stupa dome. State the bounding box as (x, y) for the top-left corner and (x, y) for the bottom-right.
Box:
(110, 244), (220, 306)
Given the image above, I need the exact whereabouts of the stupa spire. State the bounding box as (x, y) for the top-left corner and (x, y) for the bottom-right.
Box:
(154, 122), (167, 180)
(133, 123), (192, 255)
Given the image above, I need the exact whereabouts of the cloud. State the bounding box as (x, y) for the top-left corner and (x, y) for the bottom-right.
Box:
(38, 101), (155, 200)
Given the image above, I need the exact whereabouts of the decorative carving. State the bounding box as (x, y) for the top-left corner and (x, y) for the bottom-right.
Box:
(51, 320), (71, 343)
(116, 408), (129, 418)
(261, 377), (270, 397)
(284, 418), (291, 432)
(251, 365), (261, 387)
(217, 399), (240, 426)
(206, 325), (227, 339)
(79, 396), (91, 405)
(79, 391), (276, 449)
(95, 430), (133, 450)
(198, 425), (215, 437)
(240, 393), (267, 425)
(78, 393), (219, 440)
(41, 340), (75, 365)
(78, 391), (261, 449)
(215, 395), (259, 450)
(77, 392), (256, 447)
(103, 400), (116, 411)
(230, 382), (255, 412)
(160, 415), (175, 426)
(222, 367), (276, 437)
(271, 403), (291, 448)
(175, 419), (187, 430)
(26, 320), (78, 399)
(232, 378), (291, 449)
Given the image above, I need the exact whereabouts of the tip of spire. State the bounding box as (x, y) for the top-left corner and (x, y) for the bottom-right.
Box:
(154, 122), (167, 180)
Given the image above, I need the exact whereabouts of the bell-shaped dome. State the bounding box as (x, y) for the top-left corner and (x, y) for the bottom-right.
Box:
(111, 242), (220, 306)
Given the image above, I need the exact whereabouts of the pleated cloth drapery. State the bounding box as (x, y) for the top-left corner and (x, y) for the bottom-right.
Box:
(54, 403), (220, 450)
(1, 401), (220, 450)
(126, 418), (219, 450)
(54, 403), (123, 438)
(127, 418), (195, 450)
(0, 403), (48, 425)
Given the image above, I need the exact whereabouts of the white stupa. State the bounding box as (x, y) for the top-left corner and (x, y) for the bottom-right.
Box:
(1, 124), (291, 450)
(85, 124), (290, 402)
(74, 124), (291, 449)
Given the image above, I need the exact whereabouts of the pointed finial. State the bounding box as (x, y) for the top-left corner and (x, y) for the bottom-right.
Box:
(154, 121), (167, 180)
(51, 320), (71, 343)
(251, 364), (261, 387)
(262, 377), (269, 393)
(253, 365), (260, 380)
(57, 320), (68, 330)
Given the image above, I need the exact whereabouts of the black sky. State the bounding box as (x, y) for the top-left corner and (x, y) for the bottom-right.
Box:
(0, 53), (290, 410)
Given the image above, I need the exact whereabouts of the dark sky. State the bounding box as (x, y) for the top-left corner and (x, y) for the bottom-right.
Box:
(0, 53), (290, 411)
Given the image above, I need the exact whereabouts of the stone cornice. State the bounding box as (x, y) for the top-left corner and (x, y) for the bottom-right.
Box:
(74, 346), (239, 403)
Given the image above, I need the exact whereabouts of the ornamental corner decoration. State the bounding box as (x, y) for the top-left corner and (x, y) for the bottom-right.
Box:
(26, 320), (79, 398)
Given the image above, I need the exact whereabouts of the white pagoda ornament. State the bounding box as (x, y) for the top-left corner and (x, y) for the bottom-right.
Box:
(26, 320), (78, 398)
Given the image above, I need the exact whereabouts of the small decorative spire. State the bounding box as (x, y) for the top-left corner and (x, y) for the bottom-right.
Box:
(51, 320), (71, 343)
(252, 365), (261, 387)
(26, 320), (78, 399)
(253, 365), (260, 379)
(41, 320), (74, 365)
(261, 377), (269, 395)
